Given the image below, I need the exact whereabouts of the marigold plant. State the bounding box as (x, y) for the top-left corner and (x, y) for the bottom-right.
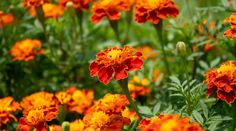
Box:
(0, 11), (14, 28)
(91, 0), (132, 23)
(89, 46), (143, 84)
(205, 61), (236, 104)
(224, 13), (236, 39)
(135, 0), (179, 24)
(10, 39), (44, 61)
(0, 97), (21, 126)
(138, 114), (204, 131)
(23, 0), (49, 8)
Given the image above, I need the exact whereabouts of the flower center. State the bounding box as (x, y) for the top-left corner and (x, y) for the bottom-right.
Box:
(107, 50), (122, 59)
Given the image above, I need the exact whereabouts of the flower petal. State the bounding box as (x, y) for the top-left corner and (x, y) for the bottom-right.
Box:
(90, 62), (100, 77)
(98, 66), (114, 84)
(114, 64), (128, 80)
(125, 58), (143, 71)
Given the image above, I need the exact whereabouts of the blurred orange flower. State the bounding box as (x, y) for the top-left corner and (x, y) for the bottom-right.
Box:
(83, 111), (130, 131)
(205, 61), (236, 104)
(23, 0), (49, 8)
(0, 11), (14, 28)
(21, 91), (58, 114)
(59, 0), (90, 10)
(91, 0), (132, 23)
(136, 45), (158, 60)
(135, 0), (179, 24)
(0, 97), (21, 126)
(10, 39), (44, 61)
(128, 75), (151, 98)
(224, 13), (236, 39)
(18, 106), (58, 131)
(49, 125), (62, 131)
(95, 93), (129, 115)
(29, 3), (64, 18)
(90, 46), (143, 84)
(70, 119), (85, 131)
(122, 107), (138, 121)
(138, 114), (204, 131)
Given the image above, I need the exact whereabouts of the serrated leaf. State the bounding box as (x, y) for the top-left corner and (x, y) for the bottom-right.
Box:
(192, 110), (204, 124)
(153, 102), (161, 115)
(139, 106), (152, 115)
(199, 61), (209, 70)
(210, 58), (220, 68)
(169, 76), (181, 85)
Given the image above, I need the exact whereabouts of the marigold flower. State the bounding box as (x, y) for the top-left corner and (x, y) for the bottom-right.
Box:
(18, 106), (58, 131)
(21, 91), (58, 114)
(0, 11), (14, 28)
(49, 125), (62, 131)
(136, 45), (158, 60)
(91, 0), (132, 23)
(59, 0), (90, 10)
(29, 3), (64, 18)
(23, 0), (49, 8)
(135, 0), (179, 24)
(70, 119), (85, 131)
(128, 75), (151, 98)
(122, 107), (138, 121)
(83, 111), (130, 131)
(224, 13), (236, 39)
(138, 114), (204, 131)
(0, 97), (21, 126)
(90, 46), (143, 84)
(205, 61), (236, 104)
(94, 93), (129, 115)
(10, 39), (44, 61)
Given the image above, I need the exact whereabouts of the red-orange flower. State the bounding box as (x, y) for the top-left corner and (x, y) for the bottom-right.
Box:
(136, 45), (158, 60)
(128, 75), (151, 98)
(122, 107), (138, 121)
(59, 0), (90, 10)
(29, 3), (64, 18)
(0, 11), (14, 28)
(21, 91), (58, 115)
(10, 39), (44, 61)
(205, 61), (236, 104)
(91, 0), (132, 23)
(90, 46), (143, 84)
(23, 0), (49, 8)
(83, 111), (130, 131)
(95, 93), (129, 115)
(138, 114), (204, 131)
(0, 97), (21, 126)
(135, 0), (179, 24)
(224, 13), (236, 39)
(18, 106), (58, 131)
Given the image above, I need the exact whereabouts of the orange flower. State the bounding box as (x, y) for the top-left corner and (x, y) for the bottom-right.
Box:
(23, 0), (49, 8)
(91, 0), (132, 23)
(70, 119), (85, 131)
(90, 46), (143, 84)
(10, 39), (44, 61)
(29, 3), (64, 18)
(224, 13), (236, 39)
(136, 45), (158, 60)
(49, 125), (62, 131)
(59, 0), (90, 10)
(128, 75), (151, 98)
(18, 106), (58, 131)
(138, 114), (204, 131)
(83, 111), (130, 131)
(135, 0), (179, 24)
(0, 11), (14, 28)
(94, 93), (129, 115)
(205, 61), (236, 104)
(21, 91), (58, 114)
(0, 97), (21, 126)
(121, 107), (138, 121)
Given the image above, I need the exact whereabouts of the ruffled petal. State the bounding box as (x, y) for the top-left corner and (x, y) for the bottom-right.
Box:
(98, 66), (114, 84)
(90, 62), (101, 77)
(125, 58), (143, 71)
(113, 64), (128, 80)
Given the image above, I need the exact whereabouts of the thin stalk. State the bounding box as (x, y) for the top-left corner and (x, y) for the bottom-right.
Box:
(154, 21), (171, 76)
(124, 10), (133, 44)
(118, 79), (142, 119)
(231, 102), (236, 131)
(35, 6), (48, 42)
(109, 20), (120, 42)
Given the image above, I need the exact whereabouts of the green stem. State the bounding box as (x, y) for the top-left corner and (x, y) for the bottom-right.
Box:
(35, 6), (48, 42)
(153, 21), (171, 76)
(124, 10), (133, 44)
(118, 79), (142, 119)
(109, 20), (120, 42)
(232, 102), (236, 131)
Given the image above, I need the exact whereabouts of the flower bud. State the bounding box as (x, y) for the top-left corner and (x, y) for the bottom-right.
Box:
(176, 41), (186, 56)
(66, 1), (73, 8)
(62, 121), (70, 131)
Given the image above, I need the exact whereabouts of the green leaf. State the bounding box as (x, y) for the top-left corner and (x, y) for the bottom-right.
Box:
(153, 102), (161, 115)
(169, 76), (181, 85)
(192, 110), (204, 125)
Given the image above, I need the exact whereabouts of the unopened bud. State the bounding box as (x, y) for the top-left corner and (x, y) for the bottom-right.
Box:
(176, 41), (186, 56)
(66, 1), (74, 8)
(62, 121), (70, 131)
